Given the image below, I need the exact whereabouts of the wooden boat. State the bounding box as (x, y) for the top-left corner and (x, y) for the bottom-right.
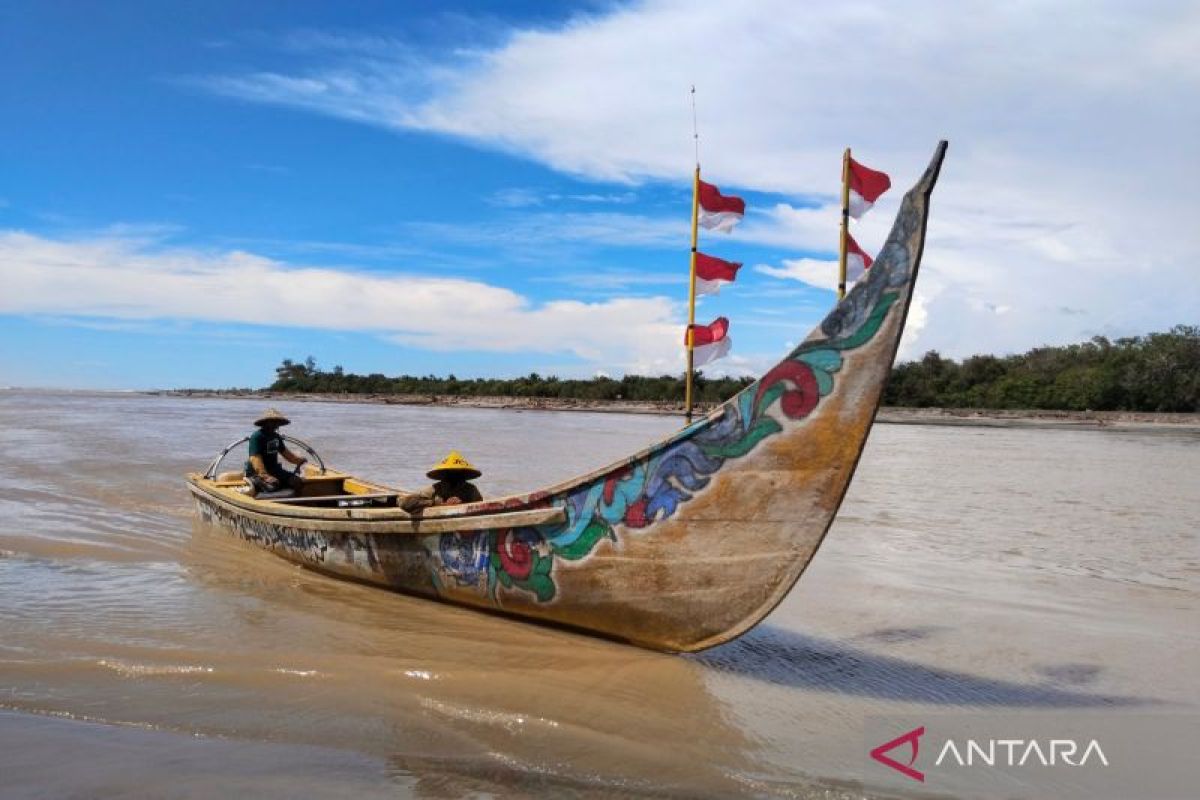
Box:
(188, 141), (947, 652)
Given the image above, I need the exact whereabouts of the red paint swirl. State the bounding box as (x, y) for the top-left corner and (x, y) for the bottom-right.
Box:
(496, 529), (533, 579)
(755, 361), (820, 420)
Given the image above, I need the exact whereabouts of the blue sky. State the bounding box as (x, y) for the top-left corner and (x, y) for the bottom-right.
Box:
(2, 1), (1196, 389)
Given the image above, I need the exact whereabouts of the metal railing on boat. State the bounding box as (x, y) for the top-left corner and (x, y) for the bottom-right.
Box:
(203, 435), (326, 479)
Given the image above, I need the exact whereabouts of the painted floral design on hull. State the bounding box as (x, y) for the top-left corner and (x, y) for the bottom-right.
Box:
(431, 288), (901, 604)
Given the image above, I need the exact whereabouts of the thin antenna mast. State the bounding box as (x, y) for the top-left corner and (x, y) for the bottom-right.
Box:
(691, 85), (700, 167)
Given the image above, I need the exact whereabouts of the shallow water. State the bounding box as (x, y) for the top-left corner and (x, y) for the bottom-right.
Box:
(0, 391), (1197, 798)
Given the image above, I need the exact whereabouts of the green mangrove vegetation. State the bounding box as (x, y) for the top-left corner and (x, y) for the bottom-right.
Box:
(883, 325), (1198, 412)
(270, 356), (755, 404)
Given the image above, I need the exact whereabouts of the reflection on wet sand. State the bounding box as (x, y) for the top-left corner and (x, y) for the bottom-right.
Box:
(184, 520), (761, 797)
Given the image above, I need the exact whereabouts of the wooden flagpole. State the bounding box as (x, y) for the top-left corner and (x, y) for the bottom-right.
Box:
(685, 87), (701, 423)
(685, 165), (700, 423)
(838, 147), (851, 301)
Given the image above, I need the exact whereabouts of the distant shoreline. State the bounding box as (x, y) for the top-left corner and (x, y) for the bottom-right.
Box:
(147, 390), (1200, 432)
(149, 389), (704, 416)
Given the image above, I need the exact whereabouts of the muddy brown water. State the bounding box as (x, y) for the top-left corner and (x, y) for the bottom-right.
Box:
(0, 391), (1196, 799)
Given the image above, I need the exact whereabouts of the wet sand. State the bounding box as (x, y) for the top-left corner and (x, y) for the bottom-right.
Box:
(1, 390), (1196, 798)
(0, 710), (405, 800)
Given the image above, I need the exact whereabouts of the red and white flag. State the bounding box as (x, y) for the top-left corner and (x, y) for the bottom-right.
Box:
(847, 157), (891, 219)
(698, 180), (745, 233)
(687, 316), (732, 366)
(845, 232), (875, 282)
(694, 252), (742, 295)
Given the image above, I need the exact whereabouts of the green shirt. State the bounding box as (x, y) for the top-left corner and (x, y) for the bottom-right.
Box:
(247, 428), (285, 475)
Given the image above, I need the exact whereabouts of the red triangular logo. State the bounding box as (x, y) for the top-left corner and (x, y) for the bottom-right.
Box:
(870, 726), (925, 782)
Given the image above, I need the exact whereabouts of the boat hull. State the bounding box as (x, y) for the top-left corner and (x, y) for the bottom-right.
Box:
(192, 488), (443, 599)
(189, 455), (855, 651)
(188, 142), (946, 653)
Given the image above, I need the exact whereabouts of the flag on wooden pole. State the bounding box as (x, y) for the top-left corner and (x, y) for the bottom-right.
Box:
(845, 233), (875, 282)
(697, 181), (746, 232)
(694, 252), (742, 295)
(847, 157), (891, 218)
(687, 316), (732, 365)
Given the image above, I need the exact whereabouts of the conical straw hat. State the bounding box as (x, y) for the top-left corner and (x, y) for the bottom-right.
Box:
(254, 407), (291, 427)
(427, 450), (481, 480)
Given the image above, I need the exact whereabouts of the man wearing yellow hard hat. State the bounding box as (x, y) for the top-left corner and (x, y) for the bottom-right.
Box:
(400, 451), (483, 512)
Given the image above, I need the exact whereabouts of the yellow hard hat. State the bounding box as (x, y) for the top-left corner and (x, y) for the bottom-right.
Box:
(427, 450), (482, 480)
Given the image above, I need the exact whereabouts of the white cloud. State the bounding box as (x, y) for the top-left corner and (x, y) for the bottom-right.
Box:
(485, 187), (543, 208)
(214, 211), (686, 272)
(552, 191), (638, 205)
(0, 230), (683, 374)
(486, 188), (639, 208)
(534, 269), (683, 291)
(189, 0), (1200, 359)
(400, 210), (686, 253)
(755, 258), (839, 293)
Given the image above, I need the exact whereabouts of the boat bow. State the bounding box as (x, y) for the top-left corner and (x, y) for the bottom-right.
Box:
(417, 142), (948, 650)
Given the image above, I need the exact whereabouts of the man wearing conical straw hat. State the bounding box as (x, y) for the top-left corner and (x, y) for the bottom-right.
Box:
(400, 451), (483, 512)
(244, 408), (308, 496)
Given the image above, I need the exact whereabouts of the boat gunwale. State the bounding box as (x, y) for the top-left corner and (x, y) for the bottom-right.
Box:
(187, 477), (567, 534)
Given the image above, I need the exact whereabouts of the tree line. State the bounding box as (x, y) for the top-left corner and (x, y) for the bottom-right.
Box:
(270, 356), (754, 404)
(269, 325), (1199, 412)
(883, 325), (1198, 412)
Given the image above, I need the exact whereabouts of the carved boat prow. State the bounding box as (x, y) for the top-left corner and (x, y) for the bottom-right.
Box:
(188, 141), (947, 652)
